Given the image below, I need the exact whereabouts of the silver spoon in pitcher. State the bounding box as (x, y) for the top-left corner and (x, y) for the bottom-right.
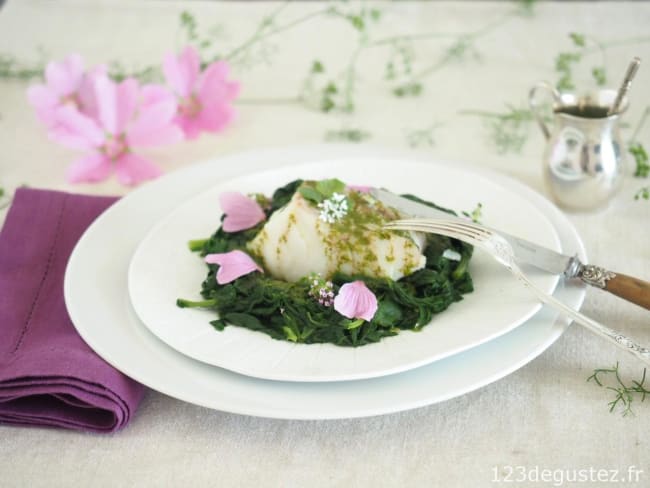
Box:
(608, 57), (641, 116)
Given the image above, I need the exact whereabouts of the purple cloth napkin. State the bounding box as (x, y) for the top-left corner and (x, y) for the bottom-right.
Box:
(0, 188), (145, 433)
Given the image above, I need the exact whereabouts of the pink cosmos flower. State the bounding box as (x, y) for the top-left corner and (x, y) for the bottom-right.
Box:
(219, 192), (266, 232)
(333, 281), (378, 321)
(163, 46), (240, 139)
(205, 250), (263, 284)
(27, 54), (104, 126)
(49, 74), (183, 185)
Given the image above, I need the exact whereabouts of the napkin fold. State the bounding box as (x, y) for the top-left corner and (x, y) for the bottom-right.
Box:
(0, 188), (145, 433)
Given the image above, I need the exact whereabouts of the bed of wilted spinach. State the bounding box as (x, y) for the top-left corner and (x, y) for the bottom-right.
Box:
(177, 180), (473, 347)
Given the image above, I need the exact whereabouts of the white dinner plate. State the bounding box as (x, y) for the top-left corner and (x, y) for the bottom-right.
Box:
(64, 145), (586, 419)
(128, 159), (561, 382)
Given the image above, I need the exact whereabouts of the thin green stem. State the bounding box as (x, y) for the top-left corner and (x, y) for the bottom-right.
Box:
(223, 1), (288, 61)
(588, 363), (650, 415)
(188, 239), (208, 252)
(342, 46), (364, 112)
(223, 4), (332, 63)
(367, 31), (461, 48)
(473, 9), (516, 37)
(176, 298), (218, 309)
(458, 109), (507, 118)
(583, 35), (650, 55)
(413, 10), (517, 81)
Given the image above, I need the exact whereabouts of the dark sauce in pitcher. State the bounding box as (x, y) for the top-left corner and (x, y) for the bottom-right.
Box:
(555, 105), (611, 118)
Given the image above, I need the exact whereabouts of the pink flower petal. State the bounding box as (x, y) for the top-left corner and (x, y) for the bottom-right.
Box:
(180, 46), (201, 90)
(126, 97), (183, 147)
(333, 281), (378, 321)
(174, 116), (203, 140)
(205, 250), (263, 284)
(347, 185), (372, 193)
(163, 46), (200, 98)
(27, 84), (57, 107)
(94, 74), (118, 133)
(76, 65), (106, 120)
(162, 53), (186, 97)
(219, 192), (266, 232)
(140, 84), (175, 106)
(195, 102), (235, 134)
(198, 61), (240, 104)
(127, 123), (183, 147)
(115, 78), (139, 133)
(65, 152), (112, 183)
(48, 105), (105, 150)
(27, 84), (59, 125)
(45, 54), (84, 96)
(114, 153), (163, 186)
(197, 60), (229, 82)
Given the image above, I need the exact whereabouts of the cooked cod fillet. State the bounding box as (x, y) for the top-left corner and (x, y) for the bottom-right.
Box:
(247, 192), (426, 282)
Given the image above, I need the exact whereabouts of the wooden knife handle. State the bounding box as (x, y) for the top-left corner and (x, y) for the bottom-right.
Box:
(578, 265), (650, 310)
(605, 273), (650, 310)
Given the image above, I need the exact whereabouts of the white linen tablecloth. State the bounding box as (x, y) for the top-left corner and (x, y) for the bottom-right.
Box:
(1, 1), (649, 486)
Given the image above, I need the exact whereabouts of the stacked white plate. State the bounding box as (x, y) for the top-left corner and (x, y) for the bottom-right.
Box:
(64, 146), (586, 419)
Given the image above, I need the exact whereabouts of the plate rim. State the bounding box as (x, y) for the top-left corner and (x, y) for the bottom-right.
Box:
(64, 145), (587, 419)
(127, 157), (562, 382)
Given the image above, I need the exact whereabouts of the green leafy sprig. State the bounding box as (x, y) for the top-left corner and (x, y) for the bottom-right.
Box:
(405, 122), (442, 148)
(299, 60), (343, 113)
(554, 32), (650, 92)
(462, 202), (483, 223)
(588, 363), (649, 416)
(324, 128), (371, 143)
(630, 143), (649, 178)
(297, 3), (523, 115)
(0, 53), (46, 81)
(555, 32), (607, 91)
(628, 107), (650, 201)
(297, 178), (346, 205)
(461, 104), (534, 154)
(634, 187), (649, 201)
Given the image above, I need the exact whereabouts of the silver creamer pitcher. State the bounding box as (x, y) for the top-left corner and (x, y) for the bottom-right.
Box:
(529, 82), (628, 211)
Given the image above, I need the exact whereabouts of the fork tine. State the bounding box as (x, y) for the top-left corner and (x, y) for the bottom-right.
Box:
(440, 220), (491, 237)
(384, 220), (467, 237)
(398, 219), (489, 240)
(385, 219), (484, 239)
(384, 219), (482, 245)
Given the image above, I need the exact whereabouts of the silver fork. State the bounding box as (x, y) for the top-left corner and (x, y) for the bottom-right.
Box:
(385, 218), (650, 367)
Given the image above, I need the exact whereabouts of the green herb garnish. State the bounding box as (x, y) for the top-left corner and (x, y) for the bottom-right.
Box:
(298, 178), (346, 205)
(588, 363), (649, 416)
(634, 186), (649, 201)
(630, 143), (649, 178)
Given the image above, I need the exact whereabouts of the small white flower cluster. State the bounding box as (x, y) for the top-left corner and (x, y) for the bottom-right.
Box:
(308, 273), (335, 307)
(318, 192), (348, 223)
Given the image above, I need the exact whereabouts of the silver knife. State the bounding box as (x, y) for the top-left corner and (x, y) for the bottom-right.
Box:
(371, 188), (650, 311)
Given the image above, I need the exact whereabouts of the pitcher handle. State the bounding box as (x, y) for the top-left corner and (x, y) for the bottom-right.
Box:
(528, 81), (562, 141)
